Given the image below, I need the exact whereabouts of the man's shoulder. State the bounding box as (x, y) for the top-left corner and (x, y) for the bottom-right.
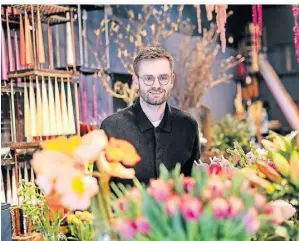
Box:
(101, 105), (135, 128)
(169, 105), (198, 128)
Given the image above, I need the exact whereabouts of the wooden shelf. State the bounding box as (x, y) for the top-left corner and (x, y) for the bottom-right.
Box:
(2, 4), (71, 25)
(8, 68), (79, 82)
(12, 233), (42, 241)
(10, 142), (40, 151)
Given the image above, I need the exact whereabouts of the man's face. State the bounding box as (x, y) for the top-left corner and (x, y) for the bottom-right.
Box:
(134, 58), (174, 106)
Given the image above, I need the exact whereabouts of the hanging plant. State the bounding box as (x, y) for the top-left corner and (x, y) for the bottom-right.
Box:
(205, 4), (228, 53)
(252, 5), (263, 52)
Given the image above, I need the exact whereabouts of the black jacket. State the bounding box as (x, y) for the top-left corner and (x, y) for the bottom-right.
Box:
(100, 97), (200, 185)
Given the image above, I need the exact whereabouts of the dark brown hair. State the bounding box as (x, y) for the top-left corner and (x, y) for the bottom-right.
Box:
(133, 46), (174, 75)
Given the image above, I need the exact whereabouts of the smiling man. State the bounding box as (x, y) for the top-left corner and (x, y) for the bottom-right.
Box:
(100, 46), (200, 185)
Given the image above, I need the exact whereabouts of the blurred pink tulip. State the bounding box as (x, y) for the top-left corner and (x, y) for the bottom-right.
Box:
(135, 216), (151, 234)
(180, 194), (203, 220)
(211, 198), (230, 219)
(242, 208), (261, 234)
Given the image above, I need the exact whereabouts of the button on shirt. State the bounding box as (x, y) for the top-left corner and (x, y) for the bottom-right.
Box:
(100, 97), (200, 185)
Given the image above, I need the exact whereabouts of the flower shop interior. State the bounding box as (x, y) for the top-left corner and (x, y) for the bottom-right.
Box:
(1, 4), (299, 241)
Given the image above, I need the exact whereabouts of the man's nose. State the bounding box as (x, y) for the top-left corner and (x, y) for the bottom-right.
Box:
(152, 77), (161, 88)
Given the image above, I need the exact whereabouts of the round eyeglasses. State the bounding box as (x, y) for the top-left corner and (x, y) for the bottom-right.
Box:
(138, 74), (171, 86)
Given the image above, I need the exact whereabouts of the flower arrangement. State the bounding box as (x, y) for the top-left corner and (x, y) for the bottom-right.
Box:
(31, 129), (141, 238)
(224, 131), (299, 240)
(67, 211), (94, 241)
(226, 131), (299, 201)
(111, 164), (292, 241)
(211, 114), (251, 155)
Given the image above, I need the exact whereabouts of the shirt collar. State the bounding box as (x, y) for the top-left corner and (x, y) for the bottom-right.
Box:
(132, 97), (172, 133)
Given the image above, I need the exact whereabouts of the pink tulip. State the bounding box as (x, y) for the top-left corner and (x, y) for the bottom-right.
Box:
(148, 179), (173, 202)
(126, 187), (142, 201)
(180, 194), (202, 220)
(115, 196), (128, 212)
(113, 218), (137, 238)
(206, 177), (225, 198)
(181, 176), (195, 192)
(201, 188), (213, 201)
(253, 193), (266, 210)
(135, 216), (151, 234)
(165, 195), (181, 216)
(242, 208), (261, 234)
(228, 196), (244, 217)
(211, 198), (230, 219)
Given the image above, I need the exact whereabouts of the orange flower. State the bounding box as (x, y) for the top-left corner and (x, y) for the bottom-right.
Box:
(105, 137), (141, 167)
(97, 151), (135, 179)
(256, 161), (281, 182)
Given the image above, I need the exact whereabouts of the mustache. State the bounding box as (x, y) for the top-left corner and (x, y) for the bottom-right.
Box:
(149, 88), (164, 92)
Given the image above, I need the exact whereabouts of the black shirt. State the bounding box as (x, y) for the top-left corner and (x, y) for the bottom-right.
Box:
(100, 97), (200, 185)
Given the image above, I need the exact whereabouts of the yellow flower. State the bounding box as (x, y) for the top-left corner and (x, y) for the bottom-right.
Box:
(41, 136), (81, 157)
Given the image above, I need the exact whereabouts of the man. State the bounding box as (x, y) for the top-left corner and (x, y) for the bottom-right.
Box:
(101, 46), (200, 185)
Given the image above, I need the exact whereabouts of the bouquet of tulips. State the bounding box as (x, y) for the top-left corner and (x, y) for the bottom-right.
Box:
(111, 163), (293, 241)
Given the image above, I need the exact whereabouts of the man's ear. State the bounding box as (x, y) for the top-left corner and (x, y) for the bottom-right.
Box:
(171, 73), (175, 85)
(133, 75), (139, 89)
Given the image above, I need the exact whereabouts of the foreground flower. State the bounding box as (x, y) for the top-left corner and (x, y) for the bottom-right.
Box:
(35, 175), (53, 195)
(97, 151), (135, 179)
(228, 196), (243, 217)
(41, 135), (81, 157)
(148, 179), (173, 202)
(135, 216), (151, 234)
(180, 176), (195, 192)
(115, 196), (129, 212)
(165, 195), (181, 216)
(180, 195), (203, 220)
(73, 129), (108, 163)
(268, 200), (296, 221)
(211, 198), (230, 219)
(126, 187), (142, 201)
(256, 160), (281, 182)
(253, 192), (266, 210)
(31, 150), (75, 179)
(242, 208), (261, 234)
(264, 202), (284, 224)
(113, 218), (137, 238)
(105, 137), (141, 166)
(55, 170), (99, 210)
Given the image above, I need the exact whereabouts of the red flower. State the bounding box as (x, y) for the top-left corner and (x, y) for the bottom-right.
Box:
(209, 163), (223, 175)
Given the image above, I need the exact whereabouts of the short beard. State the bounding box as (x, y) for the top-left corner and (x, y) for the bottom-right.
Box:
(139, 86), (169, 106)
